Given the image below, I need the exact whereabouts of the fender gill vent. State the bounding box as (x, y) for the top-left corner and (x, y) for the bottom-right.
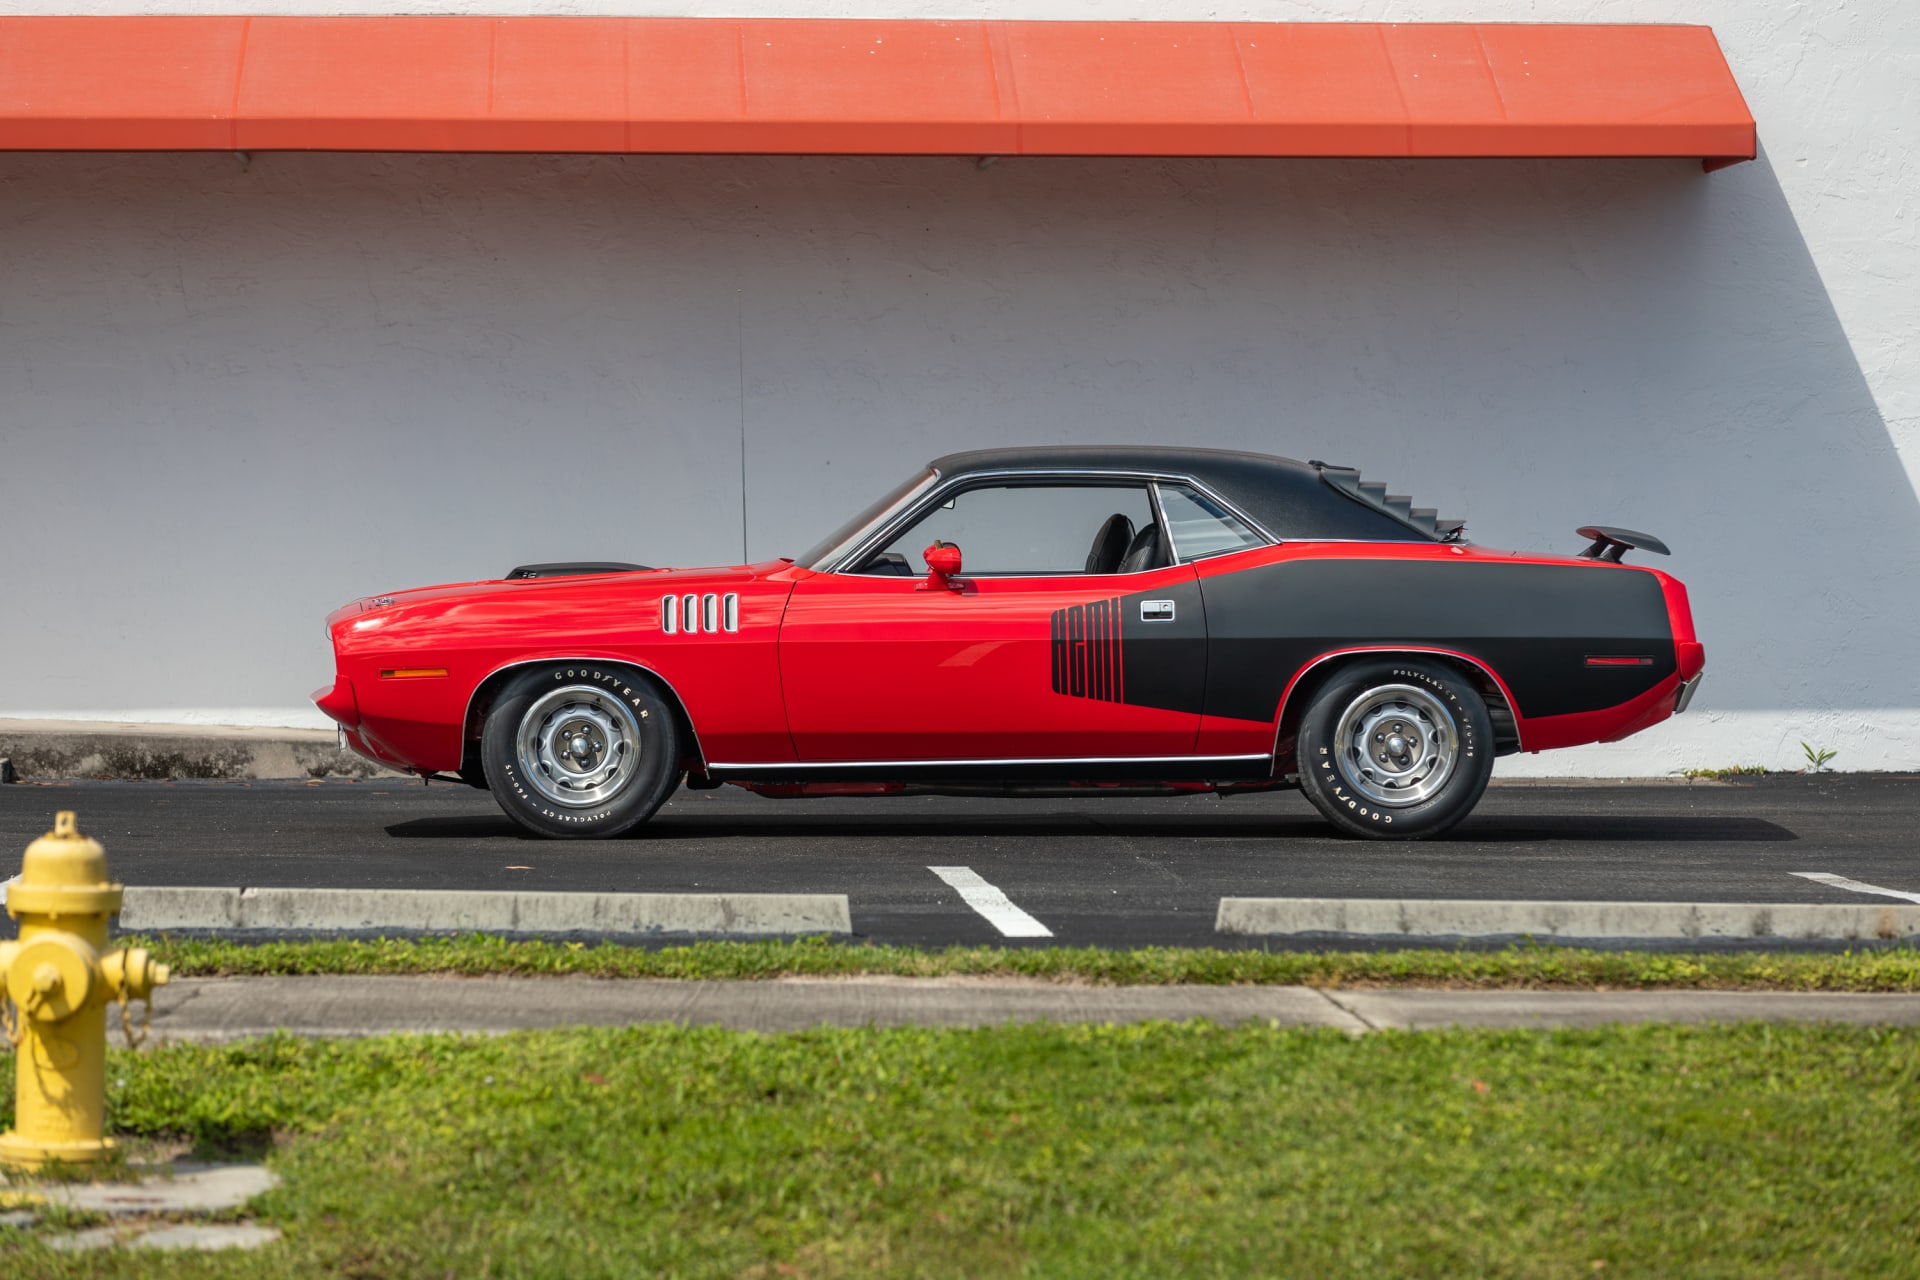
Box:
(661, 593), (740, 635)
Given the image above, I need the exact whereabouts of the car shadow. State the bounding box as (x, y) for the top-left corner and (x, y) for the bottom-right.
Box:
(1442, 816), (1796, 843)
(382, 813), (1796, 843)
(384, 815), (541, 840)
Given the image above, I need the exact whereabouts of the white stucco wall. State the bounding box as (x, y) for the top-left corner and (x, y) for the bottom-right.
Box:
(1, 1), (1915, 776)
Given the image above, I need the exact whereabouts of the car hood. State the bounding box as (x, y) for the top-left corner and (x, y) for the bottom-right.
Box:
(326, 561), (789, 629)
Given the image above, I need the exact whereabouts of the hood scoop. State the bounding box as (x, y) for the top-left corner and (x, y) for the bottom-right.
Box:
(1309, 462), (1465, 542)
(505, 562), (653, 580)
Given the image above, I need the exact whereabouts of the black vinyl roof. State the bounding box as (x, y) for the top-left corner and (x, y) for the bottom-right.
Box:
(930, 445), (1435, 543)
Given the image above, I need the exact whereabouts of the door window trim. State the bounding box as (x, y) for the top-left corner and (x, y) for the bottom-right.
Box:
(823, 468), (1277, 578)
(1150, 480), (1272, 565)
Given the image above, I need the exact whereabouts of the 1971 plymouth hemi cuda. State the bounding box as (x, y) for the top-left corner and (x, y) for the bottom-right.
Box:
(315, 446), (1703, 840)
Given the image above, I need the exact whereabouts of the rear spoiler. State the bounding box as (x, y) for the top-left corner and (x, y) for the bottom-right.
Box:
(1575, 527), (1669, 563)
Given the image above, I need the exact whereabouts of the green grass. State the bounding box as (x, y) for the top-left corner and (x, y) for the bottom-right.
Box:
(126, 934), (1920, 991)
(3, 1022), (1917, 1277)
(1680, 764), (1771, 779)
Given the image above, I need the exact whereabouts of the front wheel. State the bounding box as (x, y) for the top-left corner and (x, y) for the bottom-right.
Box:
(481, 664), (683, 838)
(1296, 658), (1494, 840)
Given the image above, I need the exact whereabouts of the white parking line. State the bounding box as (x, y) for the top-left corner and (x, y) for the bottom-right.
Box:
(1792, 872), (1920, 906)
(928, 866), (1053, 938)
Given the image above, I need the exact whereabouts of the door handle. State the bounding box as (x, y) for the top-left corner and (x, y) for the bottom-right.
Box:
(1141, 600), (1175, 622)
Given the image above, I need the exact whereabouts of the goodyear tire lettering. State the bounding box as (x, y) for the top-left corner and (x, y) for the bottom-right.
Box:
(1296, 657), (1495, 841)
(484, 662), (683, 838)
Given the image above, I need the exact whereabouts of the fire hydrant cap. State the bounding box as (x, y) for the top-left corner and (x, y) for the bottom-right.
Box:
(6, 935), (97, 1022)
(7, 811), (123, 918)
(21, 812), (110, 886)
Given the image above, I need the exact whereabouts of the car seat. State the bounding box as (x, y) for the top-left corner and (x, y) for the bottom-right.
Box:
(1118, 524), (1165, 573)
(1085, 514), (1136, 574)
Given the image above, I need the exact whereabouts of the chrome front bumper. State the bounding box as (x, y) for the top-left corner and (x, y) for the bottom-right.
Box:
(1675, 672), (1705, 715)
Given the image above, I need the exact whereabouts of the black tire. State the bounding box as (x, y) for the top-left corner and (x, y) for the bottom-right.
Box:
(1296, 657), (1494, 840)
(481, 663), (683, 839)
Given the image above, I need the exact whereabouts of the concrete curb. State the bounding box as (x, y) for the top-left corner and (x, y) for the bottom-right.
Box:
(1215, 897), (1920, 942)
(0, 719), (392, 781)
(138, 976), (1920, 1040)
(119, 887), (852, 937)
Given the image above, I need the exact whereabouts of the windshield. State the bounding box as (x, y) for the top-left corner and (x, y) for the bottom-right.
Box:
(797, 467), (938, 570)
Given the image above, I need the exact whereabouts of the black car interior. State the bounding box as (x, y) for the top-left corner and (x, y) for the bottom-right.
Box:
(1084, 513), (1170, 575)
(1084, 513), (1135, 573)
(1118, 523), (1165, 573)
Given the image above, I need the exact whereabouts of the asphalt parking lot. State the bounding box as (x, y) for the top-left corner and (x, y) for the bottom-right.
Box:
(3, 774), (1916, 948)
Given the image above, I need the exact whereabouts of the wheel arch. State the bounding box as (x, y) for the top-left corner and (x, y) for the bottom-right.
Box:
(460, 656), (706, 787)
(1270, 646), (1522, 773)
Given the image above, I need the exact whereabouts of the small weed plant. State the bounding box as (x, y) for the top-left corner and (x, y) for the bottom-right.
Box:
(1680, 763), (1768, 780)
(1801, 741), (1839, 772)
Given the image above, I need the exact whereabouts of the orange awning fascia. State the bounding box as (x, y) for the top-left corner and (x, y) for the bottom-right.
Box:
(0, 17), (1756, 167)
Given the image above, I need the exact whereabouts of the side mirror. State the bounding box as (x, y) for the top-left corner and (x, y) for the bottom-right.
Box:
(923, 541), (963, 591)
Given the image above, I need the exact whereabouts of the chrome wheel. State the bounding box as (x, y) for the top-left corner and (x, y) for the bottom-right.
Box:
(1333, 683), (1458, 807)
(513, 685), (643, 808)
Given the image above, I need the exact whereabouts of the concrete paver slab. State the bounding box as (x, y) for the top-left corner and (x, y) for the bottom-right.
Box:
(47, 1164), (279, 1215)
(131, 1224), (282, 1251)
(45, 1225), (126, 1252)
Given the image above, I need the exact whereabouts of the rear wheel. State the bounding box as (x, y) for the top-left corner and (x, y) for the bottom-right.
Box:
(1297, 657), (1493, 840)
(481, 664), (682, 838)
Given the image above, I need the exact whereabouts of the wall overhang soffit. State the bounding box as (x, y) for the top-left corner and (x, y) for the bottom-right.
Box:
(0, 16), (1754, 165)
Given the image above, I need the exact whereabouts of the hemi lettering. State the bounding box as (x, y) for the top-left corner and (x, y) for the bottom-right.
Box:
(1050, 597), (1124, 703)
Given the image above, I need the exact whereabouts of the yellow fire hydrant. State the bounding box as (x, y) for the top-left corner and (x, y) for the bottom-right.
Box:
(0, 811), (168, 1169)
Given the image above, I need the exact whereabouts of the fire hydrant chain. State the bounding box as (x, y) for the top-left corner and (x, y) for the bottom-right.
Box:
(114, 982), (154, 1051)
(0, 811), (169, 1170)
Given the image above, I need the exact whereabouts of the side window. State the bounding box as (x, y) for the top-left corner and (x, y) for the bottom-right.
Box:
(1157, 485), (1267, 561)
(854, 484), (1160, 576)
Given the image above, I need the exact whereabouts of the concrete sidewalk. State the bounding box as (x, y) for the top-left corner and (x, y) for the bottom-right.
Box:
(139, 976), (1920, 1041)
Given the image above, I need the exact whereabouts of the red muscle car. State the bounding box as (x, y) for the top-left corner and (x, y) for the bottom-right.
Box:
(314, 447), (1704, 839)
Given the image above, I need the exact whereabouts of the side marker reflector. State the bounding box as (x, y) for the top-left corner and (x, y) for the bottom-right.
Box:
(380, 667), (449, 679)
(1585, 656), (1653, 667)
